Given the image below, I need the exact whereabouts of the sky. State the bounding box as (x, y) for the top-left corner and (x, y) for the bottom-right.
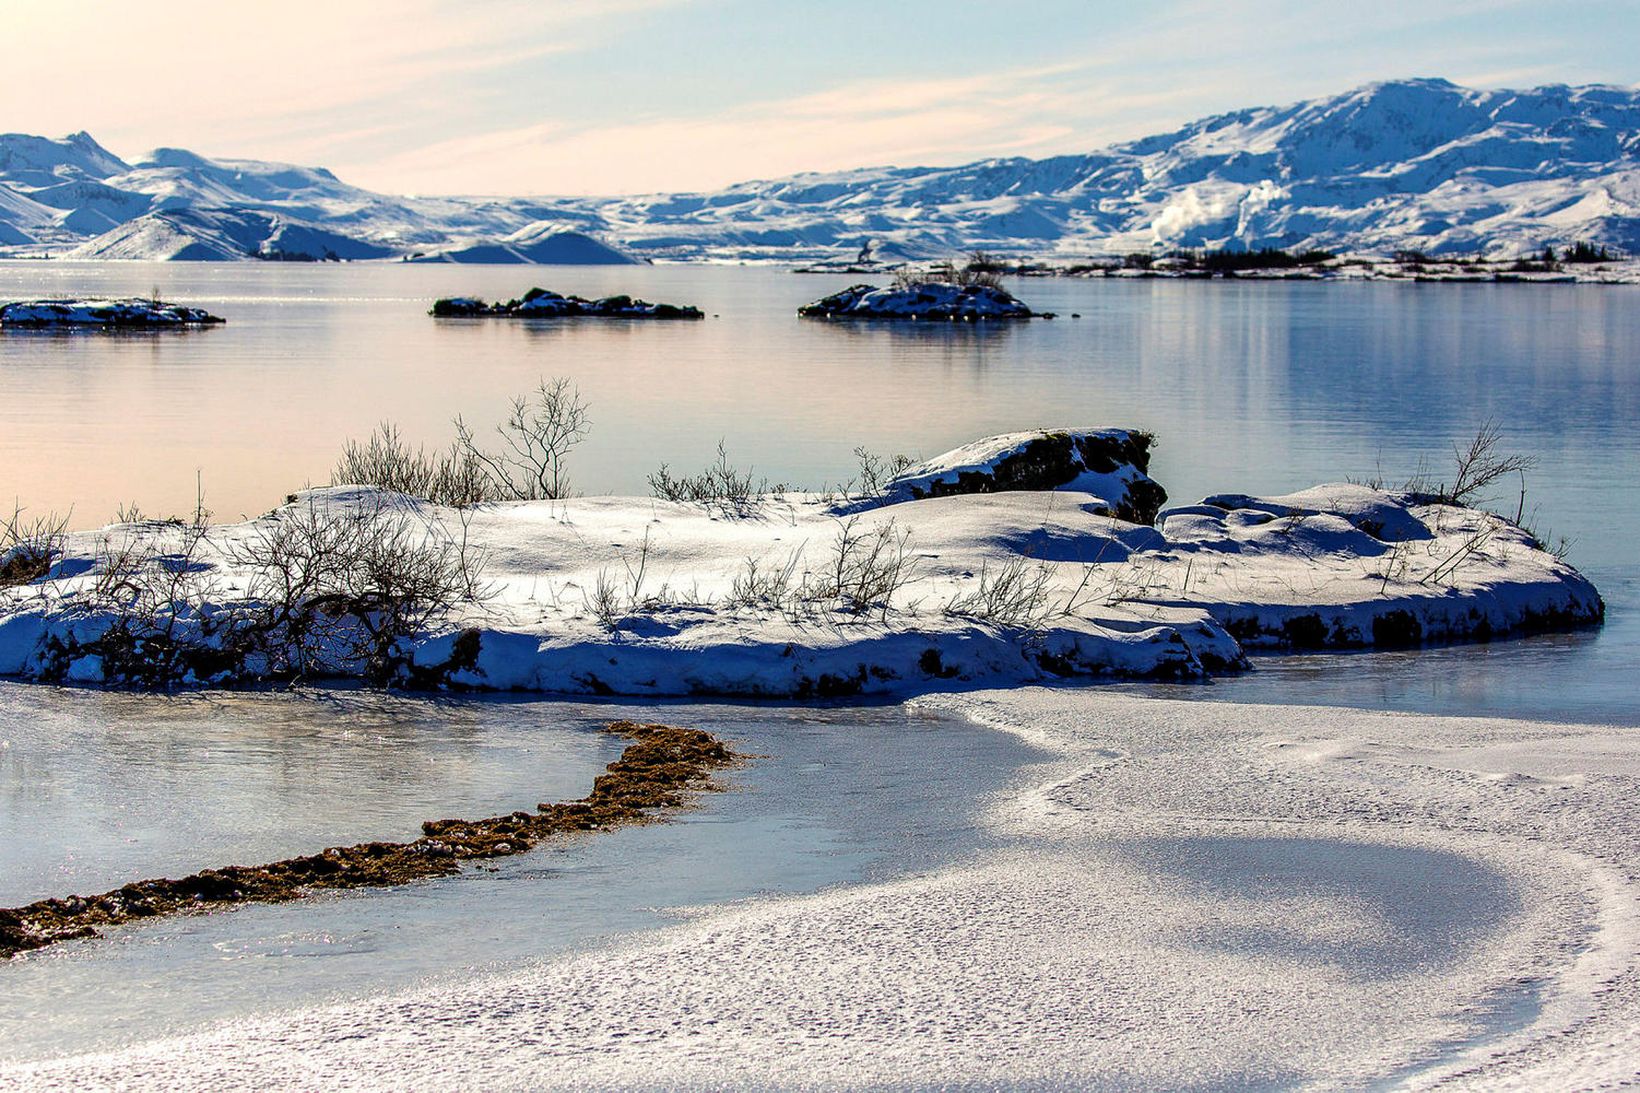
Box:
(4, 0), (1638, 197)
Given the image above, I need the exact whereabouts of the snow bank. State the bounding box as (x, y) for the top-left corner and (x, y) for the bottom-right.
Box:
(431, 289), (703, 320)
(797, 281), (1044, 321)
(0, 439), (1602, 694)
(1152, 484), (1604, 648)
(0, 299), (224, 328)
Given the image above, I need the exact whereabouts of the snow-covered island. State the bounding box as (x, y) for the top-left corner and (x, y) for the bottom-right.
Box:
(798, 281), (1047, 321)
(0, 429), (1601, 695)
(0, 299), (225, 329)
(431, 289), (704, 320)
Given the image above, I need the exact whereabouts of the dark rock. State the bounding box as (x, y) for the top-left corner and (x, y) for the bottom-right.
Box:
(430, 289), (704, 320)
(797, 281), (1040, 320)
(882, 429), (1167, 525)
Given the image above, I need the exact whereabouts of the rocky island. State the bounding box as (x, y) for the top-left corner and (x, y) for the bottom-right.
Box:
(798, 281), (1047, 321)
(0, 299), (225, 328)
(431, 289), (704, 320)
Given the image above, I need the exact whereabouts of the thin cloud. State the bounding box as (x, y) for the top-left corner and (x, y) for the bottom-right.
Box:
(3, 0), (1631, 195)
(0, 0), (687, 162)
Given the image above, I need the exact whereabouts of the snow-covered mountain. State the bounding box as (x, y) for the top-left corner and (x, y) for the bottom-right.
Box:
(3, 78), (1637, 262)
(0, 132), (617, 263)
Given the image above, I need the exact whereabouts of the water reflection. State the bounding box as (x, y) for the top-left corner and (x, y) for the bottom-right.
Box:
(1, 265), (1636, 717)
(0, 691), (1042, 1061)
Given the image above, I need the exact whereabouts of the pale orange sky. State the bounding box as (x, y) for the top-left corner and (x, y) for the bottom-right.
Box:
(4, 0), (1634, 195)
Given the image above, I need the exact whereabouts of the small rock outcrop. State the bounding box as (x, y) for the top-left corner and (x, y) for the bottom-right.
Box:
(0, 299), (225, 328)
(882, 430), (1167, 525)
(798, 281), (1044, 321)
(431, 288), (703, 320)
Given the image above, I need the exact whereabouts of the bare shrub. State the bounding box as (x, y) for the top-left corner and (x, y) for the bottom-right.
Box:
(1418, 521), (1499, 587)
(965, 251), (1008, 274)
(854, 447), (915, 501)
(956, 266), (1005, 290)
(583, 568), (626, 631)
(582, 527), (670, 631)
(806, 517), (917, 619)
(1088, 554), (1170, 607)
(943, 556), (1054, 629)
(1425, 421), (1537, 507)
(331, 379), (589, 506)
(724, 549), (804, 612)
(648, 441), (781, 516)
(74, 495), (228, 687)
(233, 495), (492, 681)
(1, 504), (70, 586)
(719, 519), (917, 622)
(332, 423), (492, 507)
(455, 378), (590, 502)
(893, 252), (1006, 290)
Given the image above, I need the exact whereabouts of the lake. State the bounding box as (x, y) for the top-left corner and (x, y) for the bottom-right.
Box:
(3, 262), (1637, 722)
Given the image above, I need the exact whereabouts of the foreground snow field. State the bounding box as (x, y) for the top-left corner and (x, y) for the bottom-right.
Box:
(0, 431), (1601, 694)
(6, 689), (1635, 1089)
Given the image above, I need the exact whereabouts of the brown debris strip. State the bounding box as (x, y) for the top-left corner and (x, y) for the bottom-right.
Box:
(0, 721), (740, 960)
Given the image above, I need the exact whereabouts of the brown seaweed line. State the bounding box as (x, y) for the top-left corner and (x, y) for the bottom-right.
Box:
(0, 721), (740, 959)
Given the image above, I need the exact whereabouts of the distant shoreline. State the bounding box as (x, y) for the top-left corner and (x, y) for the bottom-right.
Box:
(4, 254), (1635, 286)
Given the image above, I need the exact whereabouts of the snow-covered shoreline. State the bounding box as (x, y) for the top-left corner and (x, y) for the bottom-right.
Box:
(7, 688), (1636, 1088)
(0, 431), (1602, 695)
(1048, 257), (1640, 285)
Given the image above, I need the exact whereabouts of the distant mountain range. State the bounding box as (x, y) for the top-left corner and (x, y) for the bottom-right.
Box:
(3, 78), (1637, 263)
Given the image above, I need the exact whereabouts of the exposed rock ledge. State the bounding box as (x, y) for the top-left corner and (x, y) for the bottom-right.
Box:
(0, 432), (1603, 696)
(880, 430), (1166, 525)
(0, 299), (225, 328)
(431, 288), (703, 320)
(0, 721), (738, 958)
(798, 281), (1047, 320)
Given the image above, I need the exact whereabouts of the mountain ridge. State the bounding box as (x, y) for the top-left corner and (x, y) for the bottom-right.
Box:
(3, 77), (1637, 262)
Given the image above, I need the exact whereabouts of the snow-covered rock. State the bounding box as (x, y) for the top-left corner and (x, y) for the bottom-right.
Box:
(880, 430), (1165, 525)
(0, 299), (224, 328)
(798, 281), (1042, 320)
(0, 440), (1603, 694)
(430, 289), (703, 320)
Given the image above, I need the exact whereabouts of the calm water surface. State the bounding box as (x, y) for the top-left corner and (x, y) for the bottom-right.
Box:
(2, 262), (1636, 720)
